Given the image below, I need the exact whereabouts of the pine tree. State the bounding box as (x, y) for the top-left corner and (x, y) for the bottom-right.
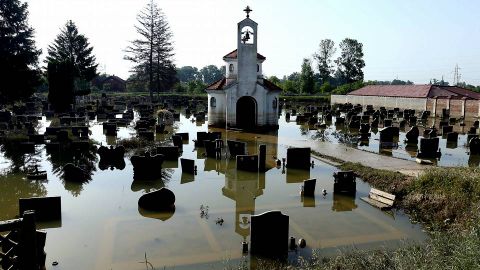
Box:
(46, 20), (98, 81)
(0, 0), (41, 103)
(300, 58), (315, 94)
(125, 0), (175, 100)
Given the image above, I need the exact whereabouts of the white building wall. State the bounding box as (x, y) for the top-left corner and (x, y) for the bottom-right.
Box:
(207, 91), (227, 126)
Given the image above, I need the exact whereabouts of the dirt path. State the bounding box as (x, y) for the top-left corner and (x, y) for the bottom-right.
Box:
(285, 138), (429, 176)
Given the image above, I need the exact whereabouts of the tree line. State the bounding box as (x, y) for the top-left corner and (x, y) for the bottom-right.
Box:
(2, 0), (480, 108)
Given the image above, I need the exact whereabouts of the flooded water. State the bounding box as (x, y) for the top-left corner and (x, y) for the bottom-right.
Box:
(290, 112), (478, 167)
(0, 108), (427, 270)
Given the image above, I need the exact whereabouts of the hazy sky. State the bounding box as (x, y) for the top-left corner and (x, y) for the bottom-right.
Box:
(27, 0), (480, 85)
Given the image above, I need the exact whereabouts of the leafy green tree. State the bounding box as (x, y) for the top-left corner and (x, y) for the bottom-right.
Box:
(125, 0), (175, 100)
(314, 39), (336, 84)
(199, 65), (223, 84)
(0, 0), (41, 104)
(332, 81), (365, 95)
(319, 81), (333, 93)
(300, 58), (315, 94)
(177, 66), (199, 82)
(46, 20), (98, 81)
(268, 76), (281, 87)
(335, 38), (365, 83)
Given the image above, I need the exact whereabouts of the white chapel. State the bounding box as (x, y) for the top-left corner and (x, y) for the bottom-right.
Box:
(205, 6), (282, 130)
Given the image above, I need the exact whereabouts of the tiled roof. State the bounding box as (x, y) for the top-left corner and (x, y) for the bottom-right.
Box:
(348, 85), (480, 100)
(223, 49), (266, 61)
(205, 77), (282, 92)
(262, 79), (282, 92)
(205, 78), (226, 90)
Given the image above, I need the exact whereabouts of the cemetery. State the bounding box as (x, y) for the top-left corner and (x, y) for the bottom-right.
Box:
(2, 2), (480, 270)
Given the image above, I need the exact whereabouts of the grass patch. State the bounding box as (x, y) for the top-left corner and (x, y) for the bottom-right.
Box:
(403, 167), (480, 231)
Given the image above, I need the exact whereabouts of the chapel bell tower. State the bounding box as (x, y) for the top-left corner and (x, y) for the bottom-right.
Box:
(237, 6), (259, 96)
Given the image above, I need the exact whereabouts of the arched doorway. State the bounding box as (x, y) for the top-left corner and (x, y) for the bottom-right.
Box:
(236, 96), (257, 130)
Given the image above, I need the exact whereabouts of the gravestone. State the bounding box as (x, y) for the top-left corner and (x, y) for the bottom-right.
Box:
(172, 135), (183, 151)
(379, 126), (399, 143)
(156, 146), (179, 160)
(446, 132), (459, 142)
(302, 178), (316, 197)
(470, 137), (480, 155)
(227, 140), (246, 158)
(180, 158), (195, 174)
(19, 196), (61, 221)
(333, 171), (356, 195)
(250, 211), (289, 260)
(442, 125), (453, 134)
(138, 188), (175, 211)
(405, 126), (419, 144)
(417, 137), (441, 158)
(236, 155), (259, 172)
(175, 132), (189, 141)
(204, 140), (218, 158)
(286, 147), (311, 170)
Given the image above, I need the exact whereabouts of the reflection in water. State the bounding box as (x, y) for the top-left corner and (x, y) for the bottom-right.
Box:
(332, 193), (358, 212)
(131, 168), (173, 193)
(0, 174), (47, 220)
(138, 206), (175, 221)
(0, 106), (429, 269)
(301, 195), (315, 207)
(47, 143), (98, 196)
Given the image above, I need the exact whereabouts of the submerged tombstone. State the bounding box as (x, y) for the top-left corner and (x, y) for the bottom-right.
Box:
(156, 146), (179, 160)
(470, 137), (480, 155)
(302, 178), (316, 197)
(172, 135), (183, 151)
(442, 125), (453, 135)
(250, 211), (289, 260)
(227, 140), (247, 158)
(204, 140), (218, 158)
(174, 132), (189, 141)
(98, 145), (126, 170)
(180, 158), (195, 174)
(131, 152), (164, 180)
(138, 188), (175, 211)
(405, 126), (419, 144)
(333, 171), (356, 195)
(379, 126), (399, 145)
(286, 147), (311, 170)
(446, 132), (459, 142)
(19, 196), (61, 221)
(236, 155), (259, 172)
(417, 137), (441, 158)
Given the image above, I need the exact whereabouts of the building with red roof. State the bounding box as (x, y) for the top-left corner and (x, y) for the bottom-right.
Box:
(331, 84), (480, 117)
(205, 8), (281, 129)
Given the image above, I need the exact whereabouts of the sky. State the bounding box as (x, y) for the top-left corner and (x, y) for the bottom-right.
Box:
(27, 0), (480, 85)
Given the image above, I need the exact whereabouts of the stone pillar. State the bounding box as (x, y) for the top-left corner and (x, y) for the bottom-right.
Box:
(19, 210), (37, 270)
(258, 144), (266, 172)
(433, 97), (438, 117)
(462, 98), (467, 118)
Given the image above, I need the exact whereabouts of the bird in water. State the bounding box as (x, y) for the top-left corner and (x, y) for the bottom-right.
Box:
(322, 189), (327, 196)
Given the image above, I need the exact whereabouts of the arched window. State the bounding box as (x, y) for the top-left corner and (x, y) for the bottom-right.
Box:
(229, 64), (234, 72)
(210, 97), (216, 108)
(241, 26), (255, 44)
(272, 98), (277, 109)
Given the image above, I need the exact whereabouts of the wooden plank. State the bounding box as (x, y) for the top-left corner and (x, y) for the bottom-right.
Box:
(361, 197), (391, 210)
(370, 188), (395, 201)
(369, 193), (395, 207)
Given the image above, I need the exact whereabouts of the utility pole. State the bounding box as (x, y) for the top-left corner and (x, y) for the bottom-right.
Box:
(453, 64), (461, 86)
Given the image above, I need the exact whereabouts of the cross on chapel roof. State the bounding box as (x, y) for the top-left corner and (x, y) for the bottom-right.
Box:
(244, 6), (252, 18)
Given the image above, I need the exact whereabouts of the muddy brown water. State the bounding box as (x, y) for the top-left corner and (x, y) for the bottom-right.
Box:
(0, 110), (426, 269)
